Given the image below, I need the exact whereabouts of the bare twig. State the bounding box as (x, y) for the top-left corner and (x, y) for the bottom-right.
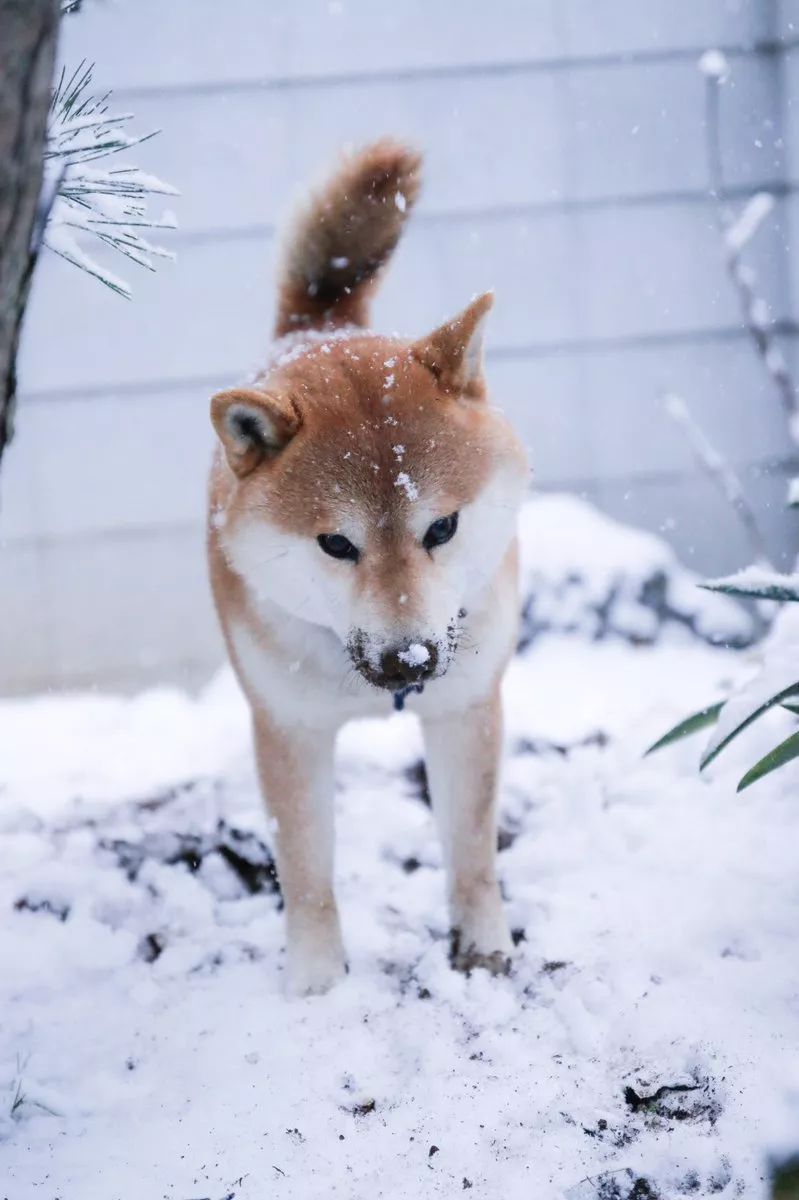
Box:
(663, 392), (773, 567)
(702, 55), (799, 427)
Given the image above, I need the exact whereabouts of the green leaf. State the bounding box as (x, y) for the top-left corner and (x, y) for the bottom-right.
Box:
(738, 730), (799, 792)
(700, 573), (799, 603)
(782, 700), (799, 716)
(772, 1157), (799, 1199)
(645, 702), (724, 755)
(701, 678), (799, 770)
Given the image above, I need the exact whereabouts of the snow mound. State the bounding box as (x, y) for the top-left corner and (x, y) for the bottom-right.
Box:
(0, 496), (796, 1199)
(518, 494), (755, 649)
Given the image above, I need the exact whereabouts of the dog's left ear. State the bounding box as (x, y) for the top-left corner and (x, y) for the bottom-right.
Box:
(411, 292), (493, 400)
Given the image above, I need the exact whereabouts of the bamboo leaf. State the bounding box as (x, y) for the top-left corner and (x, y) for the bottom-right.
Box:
(645, 702), (724, 755)
(738, 730), (799, 791)
(701, 675), (799, 770)
(772, 1157), (799, 1199)
(701, 570), (799, 603)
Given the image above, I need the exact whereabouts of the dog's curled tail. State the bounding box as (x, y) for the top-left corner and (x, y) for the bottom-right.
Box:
(275, 139), (422, 337)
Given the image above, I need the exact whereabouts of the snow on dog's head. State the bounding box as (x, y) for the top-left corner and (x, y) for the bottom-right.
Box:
(210, 294), (528, 692)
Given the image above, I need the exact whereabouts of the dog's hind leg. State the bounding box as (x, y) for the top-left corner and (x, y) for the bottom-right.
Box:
(252, 711), (346, 995)
(422, 687), (512, 975)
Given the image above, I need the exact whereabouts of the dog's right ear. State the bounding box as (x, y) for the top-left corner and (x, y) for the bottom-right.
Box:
(410, 292), (493, 400)
(211, 387), (301, 477)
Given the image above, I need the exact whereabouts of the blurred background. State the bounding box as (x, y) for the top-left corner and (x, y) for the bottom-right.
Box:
(1, 0), (797, 695)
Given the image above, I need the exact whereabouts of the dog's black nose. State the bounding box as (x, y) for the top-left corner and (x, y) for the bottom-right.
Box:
(379, 641), (438, 687)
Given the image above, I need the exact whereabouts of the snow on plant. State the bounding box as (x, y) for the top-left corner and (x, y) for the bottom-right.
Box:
(700, 51), (799, 508)
(1, 1055), (57, 1137)
(648, 576), (799, 792)
(702, 567), (799, 604)
(43, 61), (177, 298)
(649, 56), (799, 790)
(664, 393), (772, 570)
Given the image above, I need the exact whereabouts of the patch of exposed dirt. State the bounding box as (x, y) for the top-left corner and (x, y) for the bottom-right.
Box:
(99, 819), (280, 901)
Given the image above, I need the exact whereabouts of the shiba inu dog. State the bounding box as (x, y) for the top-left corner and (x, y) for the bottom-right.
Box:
(208, 140), (528, 995)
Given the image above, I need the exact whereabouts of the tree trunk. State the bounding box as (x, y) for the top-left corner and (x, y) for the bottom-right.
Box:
(0, 0), (59, 472)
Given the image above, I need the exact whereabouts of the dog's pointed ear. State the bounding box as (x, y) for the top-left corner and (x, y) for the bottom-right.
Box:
(411, 292), (493, 399)
(211, 387), (301, 477)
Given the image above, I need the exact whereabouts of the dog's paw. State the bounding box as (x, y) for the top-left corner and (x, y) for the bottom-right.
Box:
(284, 905), (347, 997)
(286, 949), (347, 997)
(452, 945), (511, 977)
(287, 945), (347, 993)
(449, 886), (513, 976)
(285, 921), (348, 997)
(449, 928), (512, 977)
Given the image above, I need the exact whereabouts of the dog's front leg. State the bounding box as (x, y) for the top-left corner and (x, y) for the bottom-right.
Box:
(423, 686), (512, 975)
(252, 710), (346, 996)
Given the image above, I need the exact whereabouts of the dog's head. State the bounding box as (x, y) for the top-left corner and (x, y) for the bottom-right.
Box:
(211, 294), (528, 693)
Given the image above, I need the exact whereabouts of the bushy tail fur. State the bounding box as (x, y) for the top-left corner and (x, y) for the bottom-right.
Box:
(275, 139), (422, 336)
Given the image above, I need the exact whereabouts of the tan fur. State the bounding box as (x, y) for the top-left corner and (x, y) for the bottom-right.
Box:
(275, 139), (421, 336)
(207, 141), (528, 995)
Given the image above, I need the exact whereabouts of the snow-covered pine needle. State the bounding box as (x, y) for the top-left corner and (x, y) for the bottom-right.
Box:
(44, 61), (178, 298)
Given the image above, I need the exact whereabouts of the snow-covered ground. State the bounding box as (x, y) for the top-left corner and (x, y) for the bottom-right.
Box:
(1, 497), (798, 1199)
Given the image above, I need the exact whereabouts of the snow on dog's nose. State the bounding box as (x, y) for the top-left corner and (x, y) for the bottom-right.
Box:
(349, 633), (440, 692)
(379, 641), (438, 688)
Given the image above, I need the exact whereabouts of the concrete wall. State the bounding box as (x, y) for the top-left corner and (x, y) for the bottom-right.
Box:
(1, 0), (796, 693)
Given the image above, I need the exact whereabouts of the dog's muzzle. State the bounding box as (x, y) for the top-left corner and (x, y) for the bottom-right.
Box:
(353, 639), (439, 692)
(349, 618), (463, 702)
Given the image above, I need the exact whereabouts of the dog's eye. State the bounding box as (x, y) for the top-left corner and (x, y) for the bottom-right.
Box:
(423, 512), (458, 551)
(317, 532), (360, 562)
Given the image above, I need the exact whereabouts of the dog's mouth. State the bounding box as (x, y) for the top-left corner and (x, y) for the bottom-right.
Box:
(392, 682), (425, 711)
(351, 657), (435, 694)
(355, 667), (427, 711)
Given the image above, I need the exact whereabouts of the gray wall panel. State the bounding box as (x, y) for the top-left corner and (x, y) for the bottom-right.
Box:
(2, 0), (793, 692)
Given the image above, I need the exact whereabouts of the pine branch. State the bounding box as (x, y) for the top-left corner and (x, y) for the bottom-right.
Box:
(43, 59), (178, 297)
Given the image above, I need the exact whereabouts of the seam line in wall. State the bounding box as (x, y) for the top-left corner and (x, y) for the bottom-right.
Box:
(158, 181), (794, 249)
(108, 41), (789, 103)
(19, 325), (799, 405)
